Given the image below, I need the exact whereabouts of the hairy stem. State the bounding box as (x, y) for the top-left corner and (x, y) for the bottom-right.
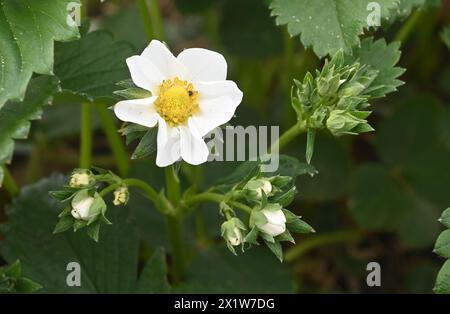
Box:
(95, 104), (129, 176)
(284, 229), (364, 262)
(271, 121), (306, 153)
(80, 103), (92, 169)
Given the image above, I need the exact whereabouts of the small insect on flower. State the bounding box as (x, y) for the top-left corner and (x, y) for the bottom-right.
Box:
(114, 40), (243, 167)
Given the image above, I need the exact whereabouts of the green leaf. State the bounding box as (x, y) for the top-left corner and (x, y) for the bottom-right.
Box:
(54, 30), (134, 101)
(287, 217), (315, 234)
(244, 226), (259, 245)
(434, 230), (450, 259)
(0, 0), (79, 108)
(132, 127), (158, 160)
(13, 277), (42, 293)
(351, 97), (449, 248)
(296, 134), (352, 202)
(274, 155), (318, 178)
(114, 87), (152, 100)
(1, 175), (143, 293)
(0, 260), (42, 293)
(86, 221), (101, 242)
(175, 247), (294, 293)
(306, 128), (315, 164)
(270, 0), (399, 57)
(264, 240), (283, 262)
(391, 0), (441, 21)
(440, 208), (450, 229)
(442, 26), (450, 51)
(53, 216), (74, 234)
(434, 260), (450, 294)
(271, 186), (296, 206)
(348, 38), (405, 98)
(135, 248), (170, 293)
(0, 76), (59, 186)
(119, 123), (149, 145)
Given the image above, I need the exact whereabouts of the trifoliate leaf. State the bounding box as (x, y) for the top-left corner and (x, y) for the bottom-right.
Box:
(54, 30), (134, 101)
(0, 76), (59, 186)
(348, 38), (405, 98)
(0, 0), (79, 108)
(442, 27), (450, 51)
(270, 0), (399, 57)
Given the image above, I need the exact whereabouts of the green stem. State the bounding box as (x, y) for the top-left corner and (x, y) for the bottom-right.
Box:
(394, 10), (423, 44)
(137, 0), (154, 39)
(184, 192), (253, 214)
(149, 0), (164, 40)
(2, 167), (19, 197)
(80, 103), (92, 169)
(164, 166), (184, 283)
(99, 178), (159, 203)
(95, 104), (129, 176)
(284, 230), (364, 262)
(138, 0), (164, 40)
(271, 121), (306, 153)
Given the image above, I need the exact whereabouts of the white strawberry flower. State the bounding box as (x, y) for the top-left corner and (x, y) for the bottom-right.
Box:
(114, 40), (243, 167)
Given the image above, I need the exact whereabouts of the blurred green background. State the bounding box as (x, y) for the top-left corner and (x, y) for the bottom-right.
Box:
(1, 0), (450, 293)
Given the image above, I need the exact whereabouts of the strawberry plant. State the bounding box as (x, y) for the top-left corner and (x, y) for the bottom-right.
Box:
(0, 0), (449, 294)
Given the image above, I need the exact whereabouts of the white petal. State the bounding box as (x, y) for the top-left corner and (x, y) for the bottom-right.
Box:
(264, 209), (287, 225)
(188, 81), (242, 138)
(142, 40), (187, 79)
(114, 97), (159, 128)
(196, 80), (243, 104)
(126, 56), (164, 93)
(177, 48), (227, 82)
(180, 123), (209, 165)
(259, 222), (286, 237)
(156, 118), (181, 167)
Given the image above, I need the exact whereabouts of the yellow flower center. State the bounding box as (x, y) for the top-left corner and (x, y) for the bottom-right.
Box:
(154, 77), (199, 126)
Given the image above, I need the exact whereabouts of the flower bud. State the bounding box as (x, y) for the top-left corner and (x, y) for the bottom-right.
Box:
(69, 169), (94, 188)
(244, 178), (273, 200)
(221, 218), (246, 247)
(259, 205), (286, 237)
(71, 196), (95, 221)
(326, 109), (372, 137)
(113, 186), (129, 206)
